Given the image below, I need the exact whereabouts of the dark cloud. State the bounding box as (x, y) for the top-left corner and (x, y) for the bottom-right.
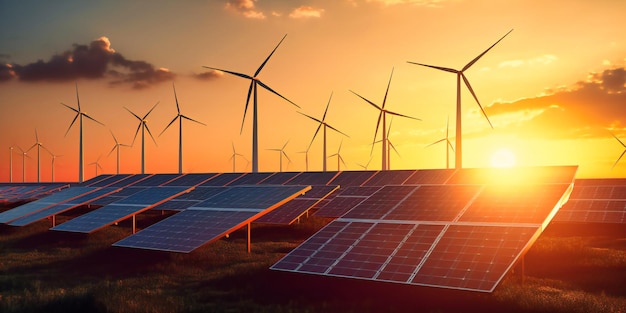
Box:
(486, 65), (626, 139)
(4, 37), (176, 89)
(0, 64), (15, 81)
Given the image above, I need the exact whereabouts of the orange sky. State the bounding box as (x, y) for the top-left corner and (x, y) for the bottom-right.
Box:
(1, 0), (626, 182)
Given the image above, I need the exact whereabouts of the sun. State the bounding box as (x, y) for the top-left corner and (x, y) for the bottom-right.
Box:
(490, 148), (517, 168)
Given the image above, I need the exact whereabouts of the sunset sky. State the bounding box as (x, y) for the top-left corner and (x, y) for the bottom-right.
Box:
(1, 0), (626, 182)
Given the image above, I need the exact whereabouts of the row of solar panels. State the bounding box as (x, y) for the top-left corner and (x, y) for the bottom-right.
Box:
(0, 183), (70, 203)
(0, 166), (622, 293)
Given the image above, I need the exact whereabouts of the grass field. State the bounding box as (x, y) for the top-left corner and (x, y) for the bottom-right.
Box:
(1, 205), (626, 313)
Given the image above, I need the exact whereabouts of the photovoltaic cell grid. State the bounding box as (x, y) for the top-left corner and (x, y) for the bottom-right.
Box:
(260, 172), (301, 185)
(227, 173), (275, 186)
(79, 174), (113, 186)
(0, 187), (96, 223)
(328, 171), (377, 187)
(107, 174), (152, 187)
(163, 173), (218, 186)
(150, 187), (228, 211)
(132, 174), (183, 186)
(255, 185), (339, 225)
(314, 196), (368, 218)
(113, 185), (311, 253)
(362, 170), (417, 186)
(9, 187), (121, 226)
(200, 173), (245, 186)
(403, 169), (456, 185)
(85, 174), (132, 187)
(286, 172), (337, 186)
(51, 186), (191, 233)
(272, 166), (577, 293)
(553, 178), (626, 224)
(89, 187), (147, 206)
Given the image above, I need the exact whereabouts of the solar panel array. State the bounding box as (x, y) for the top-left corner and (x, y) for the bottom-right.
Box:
(255, 185), (340, 225)
(0, 183), (69, 203)
(272, 166), (577, 293)
(113, 185), (311, 253)
(554, 178), (626, 224)
(0, 187), (96, 223)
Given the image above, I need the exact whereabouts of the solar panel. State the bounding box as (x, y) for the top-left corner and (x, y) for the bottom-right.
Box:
(85, 174), (133, 187)
(79, 174), (113, 186)
(199, 173), (245, 186)
(314, 196), (368, 218)
(0, 187), (96, 223)
(226, 172), (275, 186)
(89, 187), (147, 206)
(272, 166), (577, 293)
(132, 174), (183, 186)
(446, 166), (578, 185)
(335, 186), (382, 197)
(328, 171), (377, 187)
(107, 174), (152, 187)
(51, 186), (191, 234)
(254, 199), (319, 225)
(298, 185), (340, 200)
(403, 169), (456, 185)
(163, 173), (218, 186)
(551, 178), (626, 224)
(8, 187), (120, 226)
(113, 185), (311, 253)
(259, 172), (300, 184)
(150, 199), (200, 211)
(362, 170), (417, 186)
(286, 172), (337, 186)
(168, 186), (227, 201)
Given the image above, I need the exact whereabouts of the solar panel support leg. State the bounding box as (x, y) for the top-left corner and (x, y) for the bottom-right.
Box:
(247, 223), (251, 254)
(132, 215), (136, 234)
(52, 215), (56, 227)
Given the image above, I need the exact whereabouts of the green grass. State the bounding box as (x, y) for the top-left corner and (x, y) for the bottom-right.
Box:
(1, 207), (625, 312)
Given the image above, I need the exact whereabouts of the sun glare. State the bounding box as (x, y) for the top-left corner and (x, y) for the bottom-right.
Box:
(490, 148), (517, 168)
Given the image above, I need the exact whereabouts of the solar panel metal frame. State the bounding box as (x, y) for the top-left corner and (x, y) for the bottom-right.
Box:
(199, 173), (246, 186)
(163, 173), (218, 186)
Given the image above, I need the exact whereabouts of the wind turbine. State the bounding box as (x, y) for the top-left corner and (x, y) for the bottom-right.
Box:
(351, 68), (421, 171)
(374, 117), (401, 170)
(203, 34), (299, 173)
(426, 117), (454, 169)
(108, 130), (131, 175)
(297, 146), (310, 172)
(50, 153), (62, 183)
(62, 84), (105, 183)
(357, 156), (373, 170)
(229, 142), (248, 173)
(611, 132), (626, 169)
(9, 146), (13, 183)
(267, 140), (292, 172)
(298, 92), (349, 172)
(26, 129), (52, 183)
(328, 140), (347, 171)
(160, 83), (207, 174)
(407, 29), (513, 169)
(126, 102), (159, 174)
(16, 146), (29, 182)
(89, 155), (103, 177)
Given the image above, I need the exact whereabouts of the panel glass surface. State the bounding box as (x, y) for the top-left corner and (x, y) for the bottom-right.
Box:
(132, 174), (183, 186)
(255, 199), (319, 225)
(193, 185), (308, 210)
(328, 171), (377, 187)
(199, 173), (245, 186)
(286, 172), (337, 186)
(314, 196), (368, 218)
(259, 172), (300, 185)
(362, 170), (417, 186)
(226, 173), (275, 186)
(163, 173), (217, 186)
(342, 185), (418, 220)
(403, 169), (456, 185)
(385, 185), (481, 222)
(0, 187), (95, 223)
(85, 174), (132, 187)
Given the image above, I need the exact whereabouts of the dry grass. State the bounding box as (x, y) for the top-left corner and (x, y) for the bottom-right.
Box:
(1, 205), (626, 312)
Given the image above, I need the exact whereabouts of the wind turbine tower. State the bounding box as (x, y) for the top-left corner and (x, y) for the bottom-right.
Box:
(9, 147), (13, 183)
(126, 102), (159, 174)
(108, 130), (131, 175)
(268, 140), (291, 172)
(408, 29), (512, 169)
(203, 34), (299, 173)
(27, 129), (51, 183)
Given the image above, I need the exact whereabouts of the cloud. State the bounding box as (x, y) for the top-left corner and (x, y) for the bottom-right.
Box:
(289, 6), (324, 19)
(485, 65), (626, 139)
(366, 0), (454, 7)
(2, 36), (175, 89)
(225, 0), (266, 19)
(193, 70), (223, 81)
(498, 55), (558, 69)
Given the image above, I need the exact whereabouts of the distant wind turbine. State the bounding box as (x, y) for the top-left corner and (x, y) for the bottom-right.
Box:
(16, 146), (29, 182)
(611, 132), (626, 169)
(267, 140), (292, 172)
(229, 142), (248, 173)
(374, 117), (401, 170)
(62, 84), (105, 183)
(357, 156), (373, 170)
(408, 29), (513, 169)
(328, 140), (347, 171)
(108, 130), (131, 175)
(26, 129), (52, 183)
(126, 102), (159, 174)
(160, 83), (206, 174)
(426, 117), (454, 169)
(351, 68), (421, 171)
(298, 92), (349, 172)
(50, 153), (62, 183)
(297, 146), (310, 172)
(89, 155), (103, 177)
(203, 34), (299, 173)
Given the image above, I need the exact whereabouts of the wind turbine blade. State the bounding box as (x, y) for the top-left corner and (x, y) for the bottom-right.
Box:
(426, 138), (446, 148)
(373, 111), (383, 146)
(308, 124), (322, 151)
(202, 66), (253, 80)
(160, 116), (179, 137)
(181, 115), (207, 126)
(110, 130), (119, 144)
(61, 102), (79, 114)
(283, 151), (292, 164)
(83, 112), (105, 126)
(322, 92), (333, 122)
(256, 80), (299, 108)
(385, 110), (422, 121)
(447, 140), (455, 152)
(462, 29), (513, 72)
(406, 62), (458, 74)
(125, 107), (142, 121)
(172, 83), (180, 114)
(389, 141), (400, 156)
(231, 141), (236, 154)
(240, 81), (254, 134)
(382, 68), (394, 109)
(611, 132), (626, 148)
(64, 114), (79, 137)
(145, 124), (158, 146)
(613, 150), (626, 169)
(41, 144), (52, 155)
(75, 83), (81, 111)
(339, 155), (347, 167)
(462, 74), (493, 128)
(131, 123), (141, 146)
(350, 90), (383, 111)
(144, 101), (159, 119)
(108, 144), (117, 157)
(26, 143), (37, 153)
(35, 129), (39, 142)
(255, 34), (287, 77)
(297, 111), (323, 124)
(325, 123), (350, 138)
(282, 140), (289, 150)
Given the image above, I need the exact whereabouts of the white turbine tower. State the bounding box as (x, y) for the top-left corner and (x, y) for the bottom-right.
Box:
(62, 84), (104, 183)
(229, 142), (248, 173)
(351, 68), (421, 171)
(9, 146), (13, 183)
(408, 29), (513, 169)
(426, 117), (454, 169)
(203, 34), (299, 173)
(108, 130), (131, 175)
(16, 146), (29, 182)
(374, 117), (401, 170)
(298, 92), (349, 172)
(328, 140), (347, 171)
(26, 129), (52, 183)
(50, 153), (62, 183)
(160, 83), (206, 174)
(297, 146), (310, 172)
(126, 102), (159, 174)
(268, 140), (292, 172)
